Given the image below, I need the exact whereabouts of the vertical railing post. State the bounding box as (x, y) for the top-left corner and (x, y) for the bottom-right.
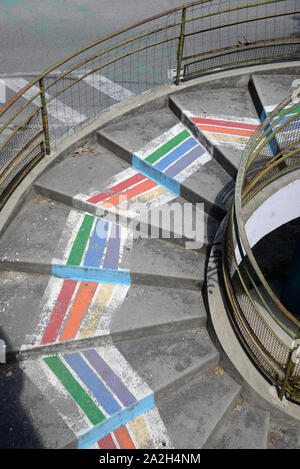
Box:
(39, 77), (50, 155)
(279, 329), (300, 400)
(175, 7), (187, 86)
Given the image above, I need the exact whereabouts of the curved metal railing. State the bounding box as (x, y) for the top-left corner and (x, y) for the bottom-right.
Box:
(0, 0), (299, 208)
(222, 91), (300, 403)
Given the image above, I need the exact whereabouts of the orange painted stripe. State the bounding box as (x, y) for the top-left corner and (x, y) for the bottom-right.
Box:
(59, 282), (98, 341)
(197, 124), (254, 137)
(101, 178), (157, 208)
(114, 425), (136, 449)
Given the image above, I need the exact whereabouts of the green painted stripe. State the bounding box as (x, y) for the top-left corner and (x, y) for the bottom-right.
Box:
(44, 356), (106, 426)
(267, 105), (300, 117)
(145, 129), (190, 165)
(67, 214), (94, 266)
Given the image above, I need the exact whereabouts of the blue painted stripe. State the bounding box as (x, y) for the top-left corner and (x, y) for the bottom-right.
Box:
(83, 219), (109, 268)
(103, 224), (121, 270)
(51, 264), (131, 284)
(132, 155), (180, 196)
(166, 144), (205, 178)
(64, 353), (121, 416)
(154, 137), (198, 171)
(78, 393), (155, 449)
(260, 108), (278, 157)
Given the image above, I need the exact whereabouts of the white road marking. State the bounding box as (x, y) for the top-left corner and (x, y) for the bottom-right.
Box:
(83, 74), (134, 102)
(4, 78), (87, 125)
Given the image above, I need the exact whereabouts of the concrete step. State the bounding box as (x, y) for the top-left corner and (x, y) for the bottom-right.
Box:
(34, 141), (218, 248)
(0, 193), (205, 290)
(157, 366), (241, 449)
(206, 397), (270, 449)
(0, 362), (76, 448)
(115, 329), (219, 402)
(169, 86), (260, 177)
(97, 107), (234, 220)
(0, 269), (207, 360)
(249, 73), (300, 121)
(14, 329), (219, 448)
(110, 285), (207, 342)
(267, 421), (300, 449)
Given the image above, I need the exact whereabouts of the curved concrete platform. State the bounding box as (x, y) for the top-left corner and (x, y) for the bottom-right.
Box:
(0, 63), (300, 449)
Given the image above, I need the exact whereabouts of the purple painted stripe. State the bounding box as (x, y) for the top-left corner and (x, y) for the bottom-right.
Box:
(103, 224), (121, 270)
(166, 145), (206, 178)
(83, 349), (136, 407)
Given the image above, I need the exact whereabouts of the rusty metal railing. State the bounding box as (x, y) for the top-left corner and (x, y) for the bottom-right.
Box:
(0, 0), (299, 208)
(222, 93), (300, 403)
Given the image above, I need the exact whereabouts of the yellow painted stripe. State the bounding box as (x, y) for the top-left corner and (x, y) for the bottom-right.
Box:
(129, 415), (153, 449)
(114, 186), (167, 215)
(79, 284), (115, 338)
(205, 131), (249, 145)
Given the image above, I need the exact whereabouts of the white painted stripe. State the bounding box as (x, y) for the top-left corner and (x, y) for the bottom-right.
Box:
(94, 284), (130, 336)
(119, 224), (133, 264)
(184, 109), (259, 125)
(144, 407), (174, 449)
(21, 276), (64, 349)
(21, 358), (92, 434)
(264, 104), (295, 114)
(4, 78), (87, 125)
(52, 210), (85, 265)
(83, 74), (134, 102)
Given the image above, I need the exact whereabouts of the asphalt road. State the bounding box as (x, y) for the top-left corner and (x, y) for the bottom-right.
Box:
(0, 0), (188, 74)
(0, 1), (298, 76)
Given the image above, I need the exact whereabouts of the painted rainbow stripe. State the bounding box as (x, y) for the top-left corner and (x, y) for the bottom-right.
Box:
(85, 125), (210, 216)
(33, 124), (211, 347)
(23, 123), (212, 449)
(190, 115), (258, 146)
(44, 351), (154, 448)
(41, 217), (129, 345)
(258, 104), (300, 157)
(41, 348), (170, 449)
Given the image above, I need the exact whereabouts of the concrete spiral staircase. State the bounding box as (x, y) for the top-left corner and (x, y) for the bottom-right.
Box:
(0, 65), (300, 449)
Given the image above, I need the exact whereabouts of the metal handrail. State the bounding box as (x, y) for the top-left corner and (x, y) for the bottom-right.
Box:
(0, 0), (298, 400)
(223, 94), (300, 402)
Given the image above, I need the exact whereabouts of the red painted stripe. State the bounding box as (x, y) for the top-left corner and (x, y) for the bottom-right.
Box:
(98, 434), (117, 449)
(101, 178), (157, 208)
(41, 279), (77, 344)
(87, 173), (146, 205)
(196, 124), (254, 137)
(191, 116), (258, 131)
(114, 426), (136, 449)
